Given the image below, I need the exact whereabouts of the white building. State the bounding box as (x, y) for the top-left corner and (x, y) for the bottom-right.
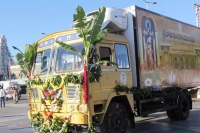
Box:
(0, 35), (12, 80)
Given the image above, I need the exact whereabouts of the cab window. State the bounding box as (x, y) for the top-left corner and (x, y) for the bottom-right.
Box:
(56, 43), (84, 72)
(49, 48), (56, 73)
(33, 49), (51, 75)
(99, 47), (112, 66)
(115, 44), (129, 69)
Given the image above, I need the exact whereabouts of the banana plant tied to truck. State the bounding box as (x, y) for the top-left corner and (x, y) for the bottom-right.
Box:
(28, 5), (198, 133)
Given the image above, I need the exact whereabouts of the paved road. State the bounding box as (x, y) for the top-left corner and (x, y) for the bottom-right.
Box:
(0, 95), (200, 133)
(128, 99), (200, 133)
(0, 94), (32, 133)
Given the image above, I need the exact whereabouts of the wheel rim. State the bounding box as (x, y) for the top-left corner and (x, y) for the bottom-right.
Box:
(110, 111), (123, 131)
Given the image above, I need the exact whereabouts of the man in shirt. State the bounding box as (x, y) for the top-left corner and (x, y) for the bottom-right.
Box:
(0, 85), (6, 108)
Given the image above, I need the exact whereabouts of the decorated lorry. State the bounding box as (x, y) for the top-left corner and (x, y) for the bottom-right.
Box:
(28, 5), (198, 133)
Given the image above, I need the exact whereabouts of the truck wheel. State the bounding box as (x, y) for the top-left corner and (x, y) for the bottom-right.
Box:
(141, 114), (148, 117)
(166, 109), (175, 120)
(100, 102), (128, 133)
(173, 96), (190, 120)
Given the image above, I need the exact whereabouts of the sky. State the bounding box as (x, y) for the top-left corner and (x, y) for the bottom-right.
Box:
(0, 0), (200, 56)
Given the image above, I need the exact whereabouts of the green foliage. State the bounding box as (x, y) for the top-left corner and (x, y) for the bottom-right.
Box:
(56, 41), (83, 58)
(31, 113), (73, 133)
(30, 77), (44, 86)
(64, 73), (83, 84)
(31, 112), (44, 127)
(13, 43), (36, 72)
(56, 99), (63, 106)
(114, 84), (198, 100)
(51, 75), (62, 86)
(89, 125), (97, 133)
(57, 6), (107, 65)
(88, 61), (118, 83)
(89, 64), (101, 83)
(41, 98), (45, 104)
(73, 5), (107, 58)
(31, 112), (97, 133)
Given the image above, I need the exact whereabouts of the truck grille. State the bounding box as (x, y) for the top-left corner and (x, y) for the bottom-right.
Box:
(66, 85), (81, 104)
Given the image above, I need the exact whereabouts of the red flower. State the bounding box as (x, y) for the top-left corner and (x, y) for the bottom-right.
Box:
(27, 71), (32, 78)
(83, 63), (88, 104)
(43, 90), (55, 97)
(43, 109), (54, 118)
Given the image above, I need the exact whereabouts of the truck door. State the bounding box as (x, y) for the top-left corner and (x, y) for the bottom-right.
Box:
(99, 45), (117, 90)
(89, 44), (116, 115)
(114, 43), (132, 87)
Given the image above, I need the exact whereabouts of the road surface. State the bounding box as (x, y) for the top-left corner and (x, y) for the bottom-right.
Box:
(0, 94), (200, 133)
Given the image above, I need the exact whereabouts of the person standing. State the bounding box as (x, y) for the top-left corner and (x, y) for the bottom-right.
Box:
(0, 86), (6, 108)
(12, 87), (18, 104)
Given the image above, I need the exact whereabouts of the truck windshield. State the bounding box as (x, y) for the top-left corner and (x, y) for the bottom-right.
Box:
(56, 43), (84, 72)
(33, 49), (51, 75)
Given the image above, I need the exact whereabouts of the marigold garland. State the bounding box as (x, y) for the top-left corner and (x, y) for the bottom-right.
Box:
(30, 66), (99, 132)
(43, 109), (54, 119)
(43, 89), (55, 97)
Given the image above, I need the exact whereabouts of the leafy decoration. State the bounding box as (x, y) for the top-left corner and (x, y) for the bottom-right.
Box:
(57, 99), (63, 106)
(51, 75), (62, 86)
(89, 64), (101, 83)
(89, 61), (118, 83)
(64, 73), (83, 84)
(31, 113), (73, 133)
(73, 6), (107, 59)
(114, 84), (198, 100)
(30, 76), (44, 86)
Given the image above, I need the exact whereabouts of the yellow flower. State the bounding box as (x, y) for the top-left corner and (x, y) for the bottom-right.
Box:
(43, 120), (49, 125)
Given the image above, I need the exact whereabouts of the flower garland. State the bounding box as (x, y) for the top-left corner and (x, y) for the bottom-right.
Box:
(83, 63), (88, 104)
(43, 89), (55, 97)
(40, 89), (62, 104)
(42, 78), (51, 89)
(31, 81), (84, 133)
(30, 68), (100, 132)
(31, 113), (74, 133)
(43, 109), (54, 119)
(50, 76), (64, 90)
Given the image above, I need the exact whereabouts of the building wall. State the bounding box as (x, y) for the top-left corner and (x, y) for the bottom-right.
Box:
(10, 65), (27, 80)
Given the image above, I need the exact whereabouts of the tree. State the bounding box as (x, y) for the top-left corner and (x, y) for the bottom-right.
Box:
(57, 5), (107, 66)
(13, 43), (36, 77)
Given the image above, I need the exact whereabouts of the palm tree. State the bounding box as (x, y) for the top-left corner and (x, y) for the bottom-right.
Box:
(13, 43), (36, 77)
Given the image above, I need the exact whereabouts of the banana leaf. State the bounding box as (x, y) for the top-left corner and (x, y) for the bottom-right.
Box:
(87, 6), (106, 45)
(73, 6), (107, 58)
(56, 41), (83, 58)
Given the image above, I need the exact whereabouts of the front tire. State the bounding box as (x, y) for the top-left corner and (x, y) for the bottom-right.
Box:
(166, 109), (175, 120)
(100, 102), (128, 133)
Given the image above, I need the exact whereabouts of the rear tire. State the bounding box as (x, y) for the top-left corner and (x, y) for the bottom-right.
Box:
(100, 102), (128, 133)
(173, 95), (190, 120)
